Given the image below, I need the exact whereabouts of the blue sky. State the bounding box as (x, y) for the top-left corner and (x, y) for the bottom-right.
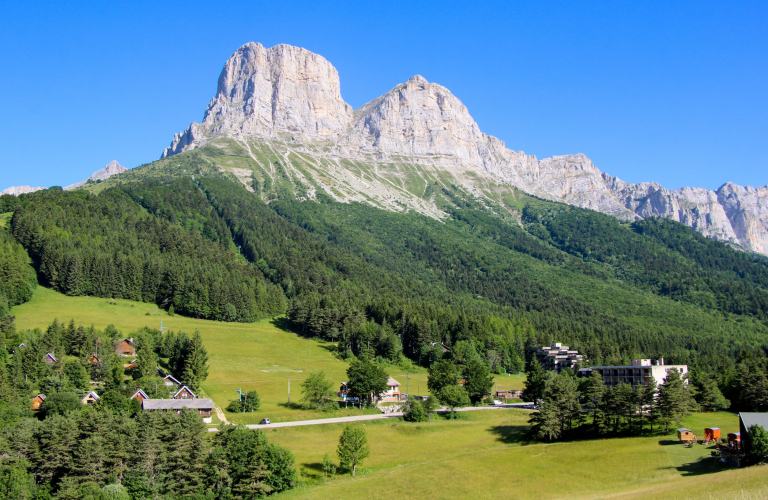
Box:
(1, 1), (766, 191)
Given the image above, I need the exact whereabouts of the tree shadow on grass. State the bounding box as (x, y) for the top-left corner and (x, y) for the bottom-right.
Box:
(673, 455), (726, 476)
(487, 425), (530, 444)
(269, 317), (339, 354)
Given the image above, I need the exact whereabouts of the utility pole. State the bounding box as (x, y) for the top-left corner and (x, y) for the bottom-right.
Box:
(406, 373), (410, 398)
(243, 393), (247, 415)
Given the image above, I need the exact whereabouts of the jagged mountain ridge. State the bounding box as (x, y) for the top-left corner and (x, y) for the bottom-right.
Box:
(163, 42), (768, 256)
(2, 161), (128, 196)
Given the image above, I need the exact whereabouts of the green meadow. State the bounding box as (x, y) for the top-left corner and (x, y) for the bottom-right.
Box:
(268, 410), (758, 500)
(11, 287), (522, 424)
(12, 287), (768, 499)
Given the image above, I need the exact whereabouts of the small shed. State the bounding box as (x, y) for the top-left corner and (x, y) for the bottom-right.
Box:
(44, 353), (57, 366)
(30, 394), (46, 411)
(81, 391), (100, 405)
(704, 427), (720, 442)
(677, 428), (695, 442)
(86, 354), (101, 364)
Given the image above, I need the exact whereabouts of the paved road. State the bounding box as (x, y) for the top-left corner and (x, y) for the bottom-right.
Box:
(207, 402), (532, 432)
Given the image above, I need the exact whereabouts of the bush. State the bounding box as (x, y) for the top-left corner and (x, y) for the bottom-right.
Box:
(42, 392), (82, 417)
(402, 396), (428, 422)
(227, 390), (260, 412)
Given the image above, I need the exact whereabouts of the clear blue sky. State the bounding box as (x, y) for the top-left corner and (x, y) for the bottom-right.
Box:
(1, 1), (766, 191)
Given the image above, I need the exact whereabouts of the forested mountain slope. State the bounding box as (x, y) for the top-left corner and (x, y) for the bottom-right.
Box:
(3, 166), (768, 386)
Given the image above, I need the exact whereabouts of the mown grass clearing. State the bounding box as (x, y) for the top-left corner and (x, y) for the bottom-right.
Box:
(11, 287), (522, 424)
(270, 410), (755, 500)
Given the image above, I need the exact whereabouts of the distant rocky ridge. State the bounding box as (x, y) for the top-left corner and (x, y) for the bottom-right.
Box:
(64, 161), (127, 190)
(163, 42), (768, 256)
(1, 185), (45, 196)
(2, 161), (127, 196)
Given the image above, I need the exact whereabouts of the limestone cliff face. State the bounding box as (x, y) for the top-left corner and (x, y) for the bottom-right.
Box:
(163, 43), (352, 157)
(64, 161), (128, 190)
(162, 42), (768, 256)
(1, 185), (44, 196)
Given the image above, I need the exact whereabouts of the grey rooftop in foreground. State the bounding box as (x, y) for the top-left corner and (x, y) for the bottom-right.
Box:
(142, 398), (214, 410)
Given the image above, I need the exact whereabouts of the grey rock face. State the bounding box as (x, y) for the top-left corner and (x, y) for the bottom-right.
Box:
(1, 185), (44, 196)
(163, 43), (352, 157)
(65, 160), (128, 190)
(162, 42), (768, 256)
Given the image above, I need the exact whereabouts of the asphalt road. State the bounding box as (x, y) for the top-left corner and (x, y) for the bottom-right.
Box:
(207, 402), (532, 432)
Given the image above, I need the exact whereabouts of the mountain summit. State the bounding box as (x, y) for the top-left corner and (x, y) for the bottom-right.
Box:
(162, 42), (768, 255)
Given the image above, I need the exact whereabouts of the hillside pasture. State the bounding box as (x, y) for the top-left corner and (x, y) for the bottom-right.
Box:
(11, 287), (522, 423)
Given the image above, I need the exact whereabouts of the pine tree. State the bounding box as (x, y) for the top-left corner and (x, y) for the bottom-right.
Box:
(522, 358), (549, 405)
(180, 330), (209, 392)
(657, 369), (694, 434)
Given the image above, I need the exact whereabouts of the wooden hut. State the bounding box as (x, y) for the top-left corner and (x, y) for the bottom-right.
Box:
(130, 389), (149, 402)
(81, 392), (100, 405)
(677, 428), (696, 443)
(704, 427), (720, 443)
(30, 394), (45, 411)
(173, 386), (197, 400)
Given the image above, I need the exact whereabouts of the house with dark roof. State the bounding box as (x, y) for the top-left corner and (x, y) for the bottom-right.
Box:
(142, 398), (214, 423)
(740, 412), (768, 455)
(173, 386), (197, 400)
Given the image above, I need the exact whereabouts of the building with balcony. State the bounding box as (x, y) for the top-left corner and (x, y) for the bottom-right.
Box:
(580, 358), (688, 389)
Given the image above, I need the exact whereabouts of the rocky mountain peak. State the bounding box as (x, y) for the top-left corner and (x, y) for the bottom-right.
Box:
(160, 42), (768, 256)
(163, 42), (353, 157)
(64, 161), (128, 190)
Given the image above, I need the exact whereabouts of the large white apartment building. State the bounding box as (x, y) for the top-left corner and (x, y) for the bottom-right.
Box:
(580, 358), (688, 389)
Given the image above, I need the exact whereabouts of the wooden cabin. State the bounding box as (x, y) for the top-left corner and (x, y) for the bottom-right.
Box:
(81, 392), (100, 405)
(173, 386), (197, 400)
(44, 353), (57, 365)
(704, 427), (720, 443)
(115, 338), (136, 358)
(142, 398), (214, 424)
(130, 389), (149, 402)
(30, 394), (45, 411)
(86, 354), (101, 364)
(677, 428), (696, 443)
(163, 374), (181, 388)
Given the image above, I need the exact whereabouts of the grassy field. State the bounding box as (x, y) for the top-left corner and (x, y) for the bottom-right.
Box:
(11, 287), (523, 423)
(10, 287), (768, 498)
(268, 410), (760, 500)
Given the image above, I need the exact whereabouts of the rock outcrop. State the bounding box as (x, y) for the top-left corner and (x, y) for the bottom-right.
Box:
(1, 185), (44, 196)
(162, 42), (768, 256)
(163, 43), (352, 157)
(65, 160), (128, 190)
